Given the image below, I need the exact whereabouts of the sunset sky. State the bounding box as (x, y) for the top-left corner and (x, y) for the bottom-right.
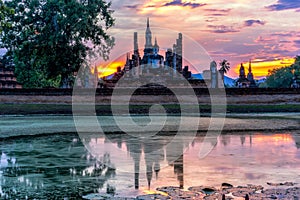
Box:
(98, 0), (300, 79)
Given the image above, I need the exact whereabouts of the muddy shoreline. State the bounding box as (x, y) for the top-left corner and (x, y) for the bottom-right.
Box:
(83, 183), (300, 199)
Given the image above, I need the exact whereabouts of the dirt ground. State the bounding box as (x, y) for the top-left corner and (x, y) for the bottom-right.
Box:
(1, 94), (300, 104)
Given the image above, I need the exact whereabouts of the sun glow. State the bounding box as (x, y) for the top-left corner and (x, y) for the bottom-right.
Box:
(233, 58), (295, 78)
(94, 61), (125, 78)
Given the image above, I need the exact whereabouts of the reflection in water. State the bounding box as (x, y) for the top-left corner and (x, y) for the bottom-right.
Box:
(102, 134), (188, 190)
(220, 134), (231, 146)
(294, 134), (300, 149)
(0, 132), (300, 198)
(0, 134), (115, 199)
(240, 135), (245, 145)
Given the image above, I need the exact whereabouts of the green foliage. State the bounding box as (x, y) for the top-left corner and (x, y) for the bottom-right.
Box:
(1, 0), (114, 88)
(264, 56), (300, 88)
(0, 0), (14, 33)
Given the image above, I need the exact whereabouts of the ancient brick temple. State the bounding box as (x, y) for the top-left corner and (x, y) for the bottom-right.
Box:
(0, 61), (22, 89)
(235, 61), (257, 88)
(103, 18), (193, 87)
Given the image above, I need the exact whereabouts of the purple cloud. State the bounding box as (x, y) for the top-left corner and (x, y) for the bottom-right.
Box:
(124, 5), (139, 9)
(294, 40), (300, 45)
(271, 32), (294, 37)
(204, 8), (231, 16)
(244, 19), (265, 27)
(279, 40), (292, 43)
(207, 25), (239, 33)
(208, 13), (228, 16)
(204, 8), (231, 12)
(266, 0), (300, 11)
(164, 0), (206, 9)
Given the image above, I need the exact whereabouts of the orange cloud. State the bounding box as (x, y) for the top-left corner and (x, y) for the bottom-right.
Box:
(95, 61), (125, 78)
(232, 58), (295, 79)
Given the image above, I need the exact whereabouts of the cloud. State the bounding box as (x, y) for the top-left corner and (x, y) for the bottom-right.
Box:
(205, 18), (218, 23)
(224, 44), (263, 55)
(255, 36), (273, 43)
(208, 13), (228, 16)
(266, 0), (300, 11)
(163, 0), (206, 9)
(271, 32), (294, 37)
(207, 25), (239, 33)
(204, 8), (231, 12)
(244, 19), (265, 27)
(294, 40), (300, 47)
(204, 8), (231, 16)
(124, 5), (139, 9)
(214, 38), (232, 42)
(279, 40), (292, 44)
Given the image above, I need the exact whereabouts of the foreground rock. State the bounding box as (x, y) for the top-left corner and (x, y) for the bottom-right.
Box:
(83, 183), (300, 199)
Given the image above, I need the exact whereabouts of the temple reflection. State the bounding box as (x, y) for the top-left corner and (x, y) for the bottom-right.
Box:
(104, 133), (187, 189)
(101, 132), (300, 190)
(293, 134), (300, 149)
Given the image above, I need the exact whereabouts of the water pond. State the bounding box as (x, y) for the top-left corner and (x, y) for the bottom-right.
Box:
(1, 131), (300, 199)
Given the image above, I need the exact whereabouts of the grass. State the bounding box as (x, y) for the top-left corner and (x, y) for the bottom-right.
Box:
(1, 103), (300, 115)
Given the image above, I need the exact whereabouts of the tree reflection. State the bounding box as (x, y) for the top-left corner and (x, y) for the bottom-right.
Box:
(0, 133), (114, 199)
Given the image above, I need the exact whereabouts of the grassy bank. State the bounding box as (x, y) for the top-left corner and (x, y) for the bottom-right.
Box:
(1, 103), (300, 115)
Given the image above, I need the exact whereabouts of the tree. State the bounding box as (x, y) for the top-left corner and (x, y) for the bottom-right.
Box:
(0, 0), (14, 33)
(1, 0), (114, 88)
(218, 59), (230, 82)
(264, 56), (300, 88)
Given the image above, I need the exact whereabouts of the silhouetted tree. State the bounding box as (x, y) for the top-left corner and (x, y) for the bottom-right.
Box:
(1, 0), (114, 88)
(219, 59), (230, 82)
(263, 56), (300, 88)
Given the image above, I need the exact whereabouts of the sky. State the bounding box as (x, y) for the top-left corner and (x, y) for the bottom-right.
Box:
(96, 0), (300, 79)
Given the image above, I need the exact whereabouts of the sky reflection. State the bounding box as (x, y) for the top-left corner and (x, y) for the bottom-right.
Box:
(0, 132), (299, 198)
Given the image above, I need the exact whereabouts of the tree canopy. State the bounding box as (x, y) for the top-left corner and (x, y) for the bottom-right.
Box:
(263, 56), (300, 88)
(0, 0), (14, 33)
(1, 0), (114, 88)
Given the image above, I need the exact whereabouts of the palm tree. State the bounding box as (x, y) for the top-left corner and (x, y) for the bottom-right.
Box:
(219, 59), (230, 82)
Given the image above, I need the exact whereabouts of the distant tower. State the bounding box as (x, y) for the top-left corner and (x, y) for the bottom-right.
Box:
(124, 53), (130, 72)
(247, 60), (253, 79)
(133, 32), (140, 76)
(165, 48), (173, 71)
(134, 32), (139, 54)
(247, 60), (257, 87)
(173, 44), (177, 76)
(176, 33), (183, 72)
(239, 63), (246, 79)
(144, 18), (153, 54)
(171, 33), (183, 73)
(210, 61), (218, 88)
(153, 37), (159, 54)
